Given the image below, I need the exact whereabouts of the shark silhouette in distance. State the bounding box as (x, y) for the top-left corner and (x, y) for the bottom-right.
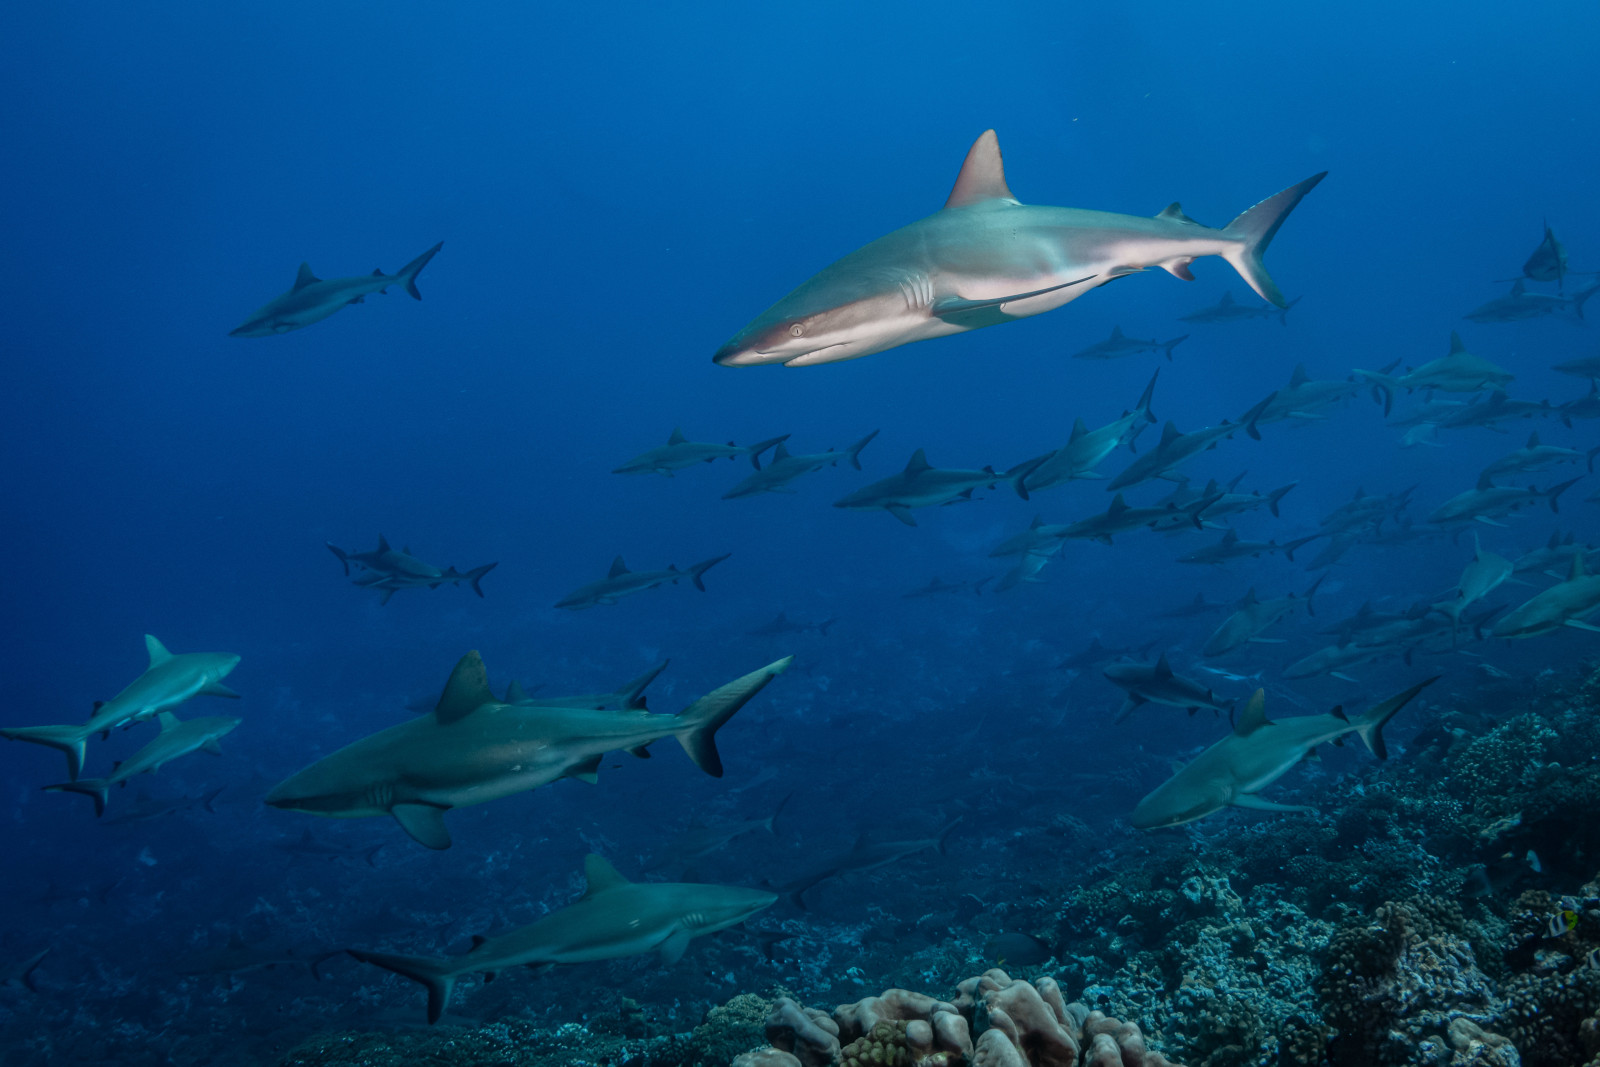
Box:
(326, 536), (497, 606)
(1180, 291), (1300, 325)
(1069, 326), (1188, 361)
(554, 554), (731, 609)
(44, 712), (241, 816)
(833, 449), (1030, 524)
(347, 854), (777, 1022)
(612, 429), (791, 476)
(722, 432), (880, 499)
(0, 635), (241, 781)
(713, 130), (1324, 367)
(1131, 679), (1437, 829)
(264, 652), (791, 848)
(230, 242), (442, 337)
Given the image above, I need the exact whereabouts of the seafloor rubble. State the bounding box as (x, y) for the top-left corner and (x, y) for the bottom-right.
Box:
(280, 662), (1600, 1067)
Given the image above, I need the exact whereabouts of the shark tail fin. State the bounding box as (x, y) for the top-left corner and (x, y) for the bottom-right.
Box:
(1547, 477), (1581, 513)
(43, 777), (110, 817)
(1135, 368), (1160, 424)
(395, 242), (443, 301)
(346, 949), (457, 1024)
(1162, 335), (1189, 361)
(685, 553), (731, 592)
(1220, 173), (1326, 308)
(0, 724), (90, 782)
(1005, 454), (1051, 502)
(846, 430), (880, 471)
(675, 657), (792, 777)
(1353, 677), (1438, 759)
(1266, 481), (1298, 517)
(461, 562), (498, 598)
(325, 542), (351, 575)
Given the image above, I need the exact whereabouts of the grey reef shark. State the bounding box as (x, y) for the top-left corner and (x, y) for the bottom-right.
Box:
(612, 429), (791, 476)
(554, 554), (731, 609)
(230, 242), (442, 337)
(713, 130), (1323, 367)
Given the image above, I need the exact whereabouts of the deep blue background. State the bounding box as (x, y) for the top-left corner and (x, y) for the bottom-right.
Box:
(1, 0), (1597, 1031)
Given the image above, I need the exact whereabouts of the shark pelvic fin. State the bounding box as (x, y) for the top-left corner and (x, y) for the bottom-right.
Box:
(571, 755), (602, 784)
(391, 803), (451, 850)
(943, 130), (1015, 209)
(435, 651), (492, 724)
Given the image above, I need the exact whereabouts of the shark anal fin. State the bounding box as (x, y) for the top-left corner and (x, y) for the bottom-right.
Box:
(656, 927), (693, 966)
(391, 803), (452, 850)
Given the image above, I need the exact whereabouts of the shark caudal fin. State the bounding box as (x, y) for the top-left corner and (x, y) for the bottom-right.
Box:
(846, 429), (881, 471)
(458, 562), (498, 598)
(1162, 335), (1189, 361)
(346, 949), (457, 1024)
(1220, 173), (1327, 308)
(1353, 676), (1438, 759)
(325, 542), (352, 575)
(683, 553), (732, 592)
(675, 657), (792, 777)
(0, 724), (90, 782)
(395, 242), (443, 301)
(43, 778), (111, 817)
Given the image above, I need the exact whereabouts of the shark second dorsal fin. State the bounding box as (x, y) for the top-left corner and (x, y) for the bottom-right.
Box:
(944, 130), (1015, 209)
(1219, 292), (1235, 307)
(1289, 363), (1310, 389)
(504, 679), (529, 704)
(1448, 331), (1467, 356)
(1029, 515), (1044, 529)
(667, 427), (686, 445)
(904, 448), (932, 474)
(157, 711), (179, 732)
(293, 263), (321, 291)
(582, 854), (631, 897)
(1243, 587), (1259, 605)
(435, 651), (493, 724)
(1222, 529), (1239, 545)
(1233, 690), (1273, 736)
(609, 555), (629, 578)
(1572, 549), (1588, 582)
(1110, 325), (1125, 339)
(1159, 422), (1183, 447)
(1527, 431), (1540, 449)
(1329, 705), (1348, 722)
(1156, 203), (1199, 225)
(145, 635), (173, 668)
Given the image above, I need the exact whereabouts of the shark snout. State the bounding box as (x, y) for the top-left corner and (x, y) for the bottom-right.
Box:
(712, 339), (768, 367)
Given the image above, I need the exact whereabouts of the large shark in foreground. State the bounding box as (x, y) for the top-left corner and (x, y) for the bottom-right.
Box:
(1131, 679), (1437, 829)
(0, 635), (241, 781)
(265, 653), (790, 848)
(713, 130), (1324, 366)
(230, 243), (442, 337)
(348, 854), (777, 1023)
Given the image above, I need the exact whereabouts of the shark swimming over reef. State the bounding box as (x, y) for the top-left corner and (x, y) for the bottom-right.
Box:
(348, 854), (777, 1022)
(1, 635), (240, 781)
(713, 130), (1323, 366)
(1131, 679), (1437, 828)
(229, 242), (442, 337)
(265, 653), (790, 848)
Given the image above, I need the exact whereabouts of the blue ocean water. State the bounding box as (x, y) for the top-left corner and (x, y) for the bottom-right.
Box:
(2, 3), (1598, 1064)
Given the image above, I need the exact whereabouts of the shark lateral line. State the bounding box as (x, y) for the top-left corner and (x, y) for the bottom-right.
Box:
(1132, 679), (1438, 829)
(348, 854), (776, 1023)
(714, 130), (1325, 367)
(230, 242), (442, 337)
(264, 653), (791, 849)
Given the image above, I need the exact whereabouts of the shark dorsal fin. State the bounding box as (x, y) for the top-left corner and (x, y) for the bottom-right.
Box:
(1511, 279), (1526, 296)
(904, 449), (932, 474)
(375, 533), (391, 552)
(1029, 515), (1044, 529)
(435, 651), (493, 724)
(1289, 363), (1310, 389)
(1330, 705), (1348, 722)
(293, 263), (321, 291)
(1108, 493), (1129, 515)
(1475, 471), (1494, 491)
(944, 130), (1015, 209)
(609, 555), (629, 577)
(1156, 203), (1199, 225)
(1159, 422), (1183, 447)
(1527, 431), (1540, 449)
(1233, 690), (1273, 736)
(667, 427), (686, 445)
(145, 635), (173, 668)
(1243, 587), (1258, 605)
(1573, 550), (1588, 582)
(1447, 331), (1467, 356)
(1222, 529), (1239, 545)
(504, 679), (529, 704)
(1219, 292), (1235, 307)
(1110, 325), (1125, 339)
(1154, 652), (1173, 678)
(1070, 417), (1088, 441)
(772, 441), (790, 461)
(582, 854), (631, 896)
(157, 711), (179, 732)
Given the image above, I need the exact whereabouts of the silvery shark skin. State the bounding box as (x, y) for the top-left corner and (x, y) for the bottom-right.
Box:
(1176, 529), (1297, 566)
(833, 449), (1013, 525)
(1070, 326), (1188, 361)
(991, 515), (1073, 558)
(1437, 532), (1514, 643)
(265, 652), (790, 849)
(1103, 653), (1232, 721)
(771, 822), (959, 909)
(1427, 391), (1553, 433)
(0, 635), (241, 781)
(229, 242), (442, 337)
(1203, 577), (1323, 658)
(713, 130), (1324, 367)
(1180, 291), (1299, 325)
(1244, 363), (1365, 437)
(1105, 413), (1256, 493)
(1355, 332), (1514, 414)
(1131, 679), (1436, 829)
(1465, 278), (1597, 323)
(1015, 371), (1158, 494)
(612, 428), (790, 476)
(349, 854), (777, 1023)
(511, 661), (669, 711)
(1493, 550), (1600, 638)
(44, 712), (241, 816)
(1282, 641), (1396, 683)
(554, 553), (731, 608)
(1058, 492), (1219, 545)
(1151, 479), (1298, 532)
(1482, 431), (1595, 480)
(1512, 530), (1594, 577)
(994, 548), (1057, 592)
(1426, 474), (1579, 528)
(722, 431), (879, 498)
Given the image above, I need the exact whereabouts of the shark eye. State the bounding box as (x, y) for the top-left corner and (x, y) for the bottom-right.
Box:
(789, 323), (805, 337)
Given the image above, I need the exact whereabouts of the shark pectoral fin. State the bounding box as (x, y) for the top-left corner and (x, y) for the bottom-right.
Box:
(626, 745), (653, 759)
(886, 506), (917, 526)
(1230, 794), (1315, 815)
(931, 277), (1096, 320)
(1330, 672), (1360, 683)
(391, 804), (452, 850)
(656, 927), (693, 966)
(201, 738), (224, 756)
(1564, 618), (1600, 634)
(201, 681), (241, 699)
